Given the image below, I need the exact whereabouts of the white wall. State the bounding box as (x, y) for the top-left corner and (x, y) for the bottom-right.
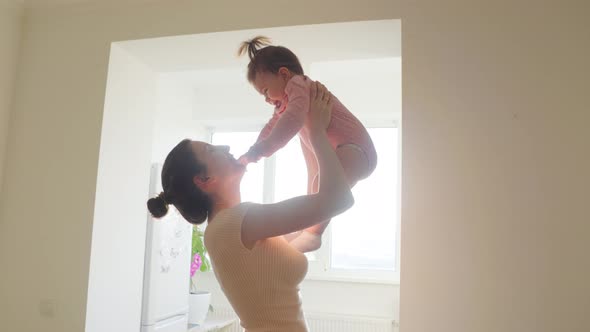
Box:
(0, 0), (23, 194)
(165, 56), (401, 130)
(151, 72), (209, 161)
(310, 57), (401, 125)
(400, 2), (589, 332)
(0, 1), (588, 332)
(85, 44), (158, 332)
(88, 51), (210, 332)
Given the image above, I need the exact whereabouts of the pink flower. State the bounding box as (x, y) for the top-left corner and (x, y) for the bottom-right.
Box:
(190, 253), (202, 277)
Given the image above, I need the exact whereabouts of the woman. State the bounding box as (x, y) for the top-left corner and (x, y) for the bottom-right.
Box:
(147, 83), (353, 331)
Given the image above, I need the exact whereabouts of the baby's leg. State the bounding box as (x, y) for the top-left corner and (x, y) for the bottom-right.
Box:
(290, 144), (371, 252)
(305, 144), (371, 235)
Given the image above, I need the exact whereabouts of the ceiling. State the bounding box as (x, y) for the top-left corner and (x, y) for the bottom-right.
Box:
(117, 19), (401, 72)
(22, 0), (158, 9)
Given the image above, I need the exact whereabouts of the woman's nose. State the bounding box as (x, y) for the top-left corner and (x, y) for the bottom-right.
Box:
(265, 96), (271, 103)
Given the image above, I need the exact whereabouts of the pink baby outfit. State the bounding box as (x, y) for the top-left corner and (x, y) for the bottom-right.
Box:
(245, 75), (377, 175)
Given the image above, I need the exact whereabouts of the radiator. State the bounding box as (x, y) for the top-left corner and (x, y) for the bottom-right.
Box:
(208, 307), (399, 332)
(306, 313), (397, 332)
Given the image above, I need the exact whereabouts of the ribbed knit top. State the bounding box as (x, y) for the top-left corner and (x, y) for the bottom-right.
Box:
(204, 202), (309, 332)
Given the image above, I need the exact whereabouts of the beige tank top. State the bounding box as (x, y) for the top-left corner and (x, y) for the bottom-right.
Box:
(204, 202), (309, 332)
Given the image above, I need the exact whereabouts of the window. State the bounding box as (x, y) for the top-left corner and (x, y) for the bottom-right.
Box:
(211, 127), (399, 283)
(329, 128), (398, 271)
(210, 131), (265, 204)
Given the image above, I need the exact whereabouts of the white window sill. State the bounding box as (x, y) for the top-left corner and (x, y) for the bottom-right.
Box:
(304, 271), (399, 285)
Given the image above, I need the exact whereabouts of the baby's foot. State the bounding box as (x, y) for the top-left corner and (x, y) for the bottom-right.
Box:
(289, 231), (322, 253)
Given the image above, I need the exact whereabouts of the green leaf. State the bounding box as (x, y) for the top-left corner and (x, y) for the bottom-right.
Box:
(191, 225), (211, 273)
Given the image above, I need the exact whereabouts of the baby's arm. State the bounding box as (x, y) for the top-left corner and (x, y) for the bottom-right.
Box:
(242, 77), (310, 163)
(238, 111), (281, 164)
(257, 111), (281, 145)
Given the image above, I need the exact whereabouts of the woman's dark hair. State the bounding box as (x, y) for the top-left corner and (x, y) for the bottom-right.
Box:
(146, 139), (211, 225)
(237, 36), (304, 82)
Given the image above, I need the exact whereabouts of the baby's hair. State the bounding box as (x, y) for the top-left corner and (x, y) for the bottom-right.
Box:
(237, 36), (304, 82)
(237, 35), (272, 60)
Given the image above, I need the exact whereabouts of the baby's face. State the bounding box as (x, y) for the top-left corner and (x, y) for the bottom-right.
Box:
(252, 71), (288, 106)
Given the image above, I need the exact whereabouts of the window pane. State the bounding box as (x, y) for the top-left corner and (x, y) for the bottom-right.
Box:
(274, 137), (317, 261)
(274, 137), (308, 202)
(331, 128), (399, 270)
(211, 132), (264, 204)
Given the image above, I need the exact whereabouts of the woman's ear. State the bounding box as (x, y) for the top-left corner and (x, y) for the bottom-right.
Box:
(193, 175), (213, 191)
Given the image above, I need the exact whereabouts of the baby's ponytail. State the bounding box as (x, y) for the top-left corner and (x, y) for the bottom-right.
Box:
(237, 36), (272, 60)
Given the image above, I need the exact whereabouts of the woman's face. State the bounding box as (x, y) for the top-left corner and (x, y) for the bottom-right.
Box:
(190, 141), (245, 184)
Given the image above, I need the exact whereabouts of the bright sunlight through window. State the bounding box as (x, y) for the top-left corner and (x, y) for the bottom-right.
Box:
(212, 127), (399, 276)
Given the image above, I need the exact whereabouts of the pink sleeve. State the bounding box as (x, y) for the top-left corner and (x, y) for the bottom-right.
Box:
(246, 76), (310, 161)
(256, 109), (281, 143)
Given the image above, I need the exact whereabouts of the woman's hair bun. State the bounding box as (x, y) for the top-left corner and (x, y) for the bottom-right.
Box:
(147, 192), (169, 218)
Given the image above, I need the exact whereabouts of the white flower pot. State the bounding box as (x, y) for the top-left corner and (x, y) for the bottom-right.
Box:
(188, 291), (211, 325)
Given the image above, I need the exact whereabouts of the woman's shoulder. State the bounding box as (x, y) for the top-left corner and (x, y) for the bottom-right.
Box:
(227, 201), (256, 215)
(204, 202), (258, 251)
(209, 202), (256, 225)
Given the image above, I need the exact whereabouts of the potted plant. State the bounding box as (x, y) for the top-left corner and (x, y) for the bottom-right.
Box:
(188, 225), (212, 325)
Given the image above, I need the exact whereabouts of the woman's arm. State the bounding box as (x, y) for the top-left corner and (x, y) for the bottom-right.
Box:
(241, 82), (354, 246)
(300, 139), (318, 195)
